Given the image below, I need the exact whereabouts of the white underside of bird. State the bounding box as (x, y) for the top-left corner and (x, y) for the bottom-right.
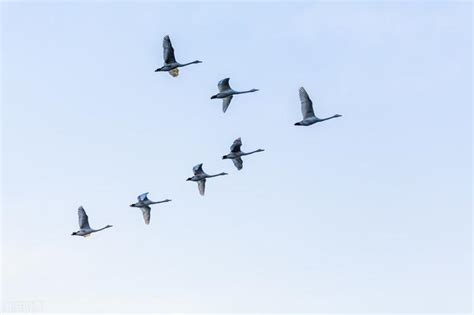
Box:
(71, 206), (112, 237)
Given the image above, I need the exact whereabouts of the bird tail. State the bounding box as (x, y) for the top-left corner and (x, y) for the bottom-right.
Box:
(168, 68), (179, 77)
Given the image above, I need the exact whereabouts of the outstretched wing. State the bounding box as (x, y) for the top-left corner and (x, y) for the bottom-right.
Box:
(193, 163), (205, 175)
(163, 35), (176, 64)
(78, 206), (91, 230)
(198, 179), (206, 196)
(138, 192), (149, 202)
(222, 96), (233, 113)
(230, 137), (242, 152)
(299, 87), (316, 119)
(218, 78), (231, 92)
(141, 206), (152, 225)
(232, 157), (243, 170)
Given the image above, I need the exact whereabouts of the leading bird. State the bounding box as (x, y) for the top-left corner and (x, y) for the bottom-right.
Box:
(294, 87), (342, 126)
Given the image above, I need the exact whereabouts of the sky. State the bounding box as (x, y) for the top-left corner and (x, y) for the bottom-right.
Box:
(1, 1), (472, 313)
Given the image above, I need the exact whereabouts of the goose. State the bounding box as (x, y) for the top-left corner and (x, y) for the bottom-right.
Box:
(154, 35), (202, 77)
(130, 192), (171, 225)
(71, 206), (112, 237)
(294, 87), (342, 126)
(186, 163), (228, 196)
(222, 137), (264, 170)
(210, 78), (259, 113)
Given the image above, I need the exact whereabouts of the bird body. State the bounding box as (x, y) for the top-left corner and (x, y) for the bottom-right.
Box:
(155, 35), (202, 76)
(130, 192), (171, 225)
(71, 206), (112, 237)
(211, 78), (259, 113)
(186, 163), (228, 195)
(222, 137), (264, 170)
(294, 87), (342, 126)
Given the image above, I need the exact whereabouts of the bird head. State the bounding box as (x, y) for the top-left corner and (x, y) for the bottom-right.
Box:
(222, 155), (228, 159)
(210, 95), (217, 100)
(71, 232), (77, 236)
(186, 177), (192, 181)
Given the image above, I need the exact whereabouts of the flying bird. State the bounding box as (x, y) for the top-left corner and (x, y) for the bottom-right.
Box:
(210, 78), (259, 113)
(130, 192), (171, 225)
(222, 137), (264, 170)
(294, 87), (342, 126)
(71, 206), (112, 237)
(186, 163), (228, 196)
(155, 35), (202, 77)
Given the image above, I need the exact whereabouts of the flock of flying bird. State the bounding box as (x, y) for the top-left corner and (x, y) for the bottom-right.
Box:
(71, 35), (342, 237)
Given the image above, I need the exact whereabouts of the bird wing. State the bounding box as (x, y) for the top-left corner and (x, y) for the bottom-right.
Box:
(299, 87), (316, 119)
(218, 78), (231, 92)
(78, 206), (91, 230)
(141, 206), (151, 225)
(163, 35), (176, 64)
(193, 163), (205, 175)
(138, 192), (149, 202)
(230, 137), (242, 152)
(198, 179), (206, 196)
(222, 96), (233, 113)
(232, 157), (243, 170)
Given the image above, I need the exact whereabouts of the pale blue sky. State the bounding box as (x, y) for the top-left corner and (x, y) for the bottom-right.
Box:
(1, 1), (472, 313)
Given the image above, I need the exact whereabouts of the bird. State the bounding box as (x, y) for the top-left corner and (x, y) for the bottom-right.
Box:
(186, 163), (228, 196)
(130, 192), (171, 225)
(222, 137), (264, 170)
(71, 206), (112, 237)
(210, 78), (259, 113)
(294, 87), (342, 126)
(154, 35), (202, 77)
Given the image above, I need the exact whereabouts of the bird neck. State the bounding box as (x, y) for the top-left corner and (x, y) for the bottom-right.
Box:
(181, 60), (200, 66)
(96, 225), (112, 232)
(320, 115), (340, 122)
(242, 149), (263, 156)
(152, 199), (170, 204)
(209, 172), (227, 178)
(236, 89), (257, 95)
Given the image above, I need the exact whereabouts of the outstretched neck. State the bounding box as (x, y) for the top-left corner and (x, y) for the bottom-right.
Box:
(236, 88), (259, 95)
(209, 172), (228, 178)
(96, 225), (112, 232)
(321, 114), (342, 122)
(152, 199), (171, 204)
(182, 60), (202, 66)
(243, 149), (264, 156)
